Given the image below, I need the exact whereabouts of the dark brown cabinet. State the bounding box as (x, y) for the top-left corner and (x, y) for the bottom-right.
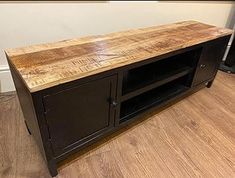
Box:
(6, 21), (232, 177)
(8, 37), (230, 177)
(43, 75), (117, 156)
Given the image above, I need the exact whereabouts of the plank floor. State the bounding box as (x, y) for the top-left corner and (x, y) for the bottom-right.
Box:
(0, 71), (235, 178)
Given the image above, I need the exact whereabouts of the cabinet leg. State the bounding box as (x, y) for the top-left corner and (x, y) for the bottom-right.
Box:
(48, 159), (58, 177)
(24, 120), (31, 135)
(207, 80), (214, 88)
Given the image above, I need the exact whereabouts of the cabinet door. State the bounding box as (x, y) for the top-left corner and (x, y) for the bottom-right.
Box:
(43, 75), (117, 156)
(192, 37), (229, 86)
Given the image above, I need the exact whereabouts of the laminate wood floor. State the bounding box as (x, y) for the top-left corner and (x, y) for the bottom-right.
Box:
(0, 72), (234, 178)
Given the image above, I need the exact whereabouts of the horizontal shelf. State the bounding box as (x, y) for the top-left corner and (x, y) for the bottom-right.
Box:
(122, 47), (200, 95)
(120, 81), (189, 124)
(121, 66), (193, 102)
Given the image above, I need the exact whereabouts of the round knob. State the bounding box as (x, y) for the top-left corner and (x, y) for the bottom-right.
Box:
(200, 64), (206, 69)
(111, 100), (118, 107)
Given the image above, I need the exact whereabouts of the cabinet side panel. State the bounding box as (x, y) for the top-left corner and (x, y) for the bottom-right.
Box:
(7, 59), (47, 162)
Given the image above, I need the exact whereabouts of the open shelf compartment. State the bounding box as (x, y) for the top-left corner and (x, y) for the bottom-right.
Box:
(120, 76), (190, 124)
(122, 48), (201, 95)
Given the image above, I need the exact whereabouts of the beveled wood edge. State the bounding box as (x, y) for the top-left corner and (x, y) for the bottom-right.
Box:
(5, 52), (33, 94)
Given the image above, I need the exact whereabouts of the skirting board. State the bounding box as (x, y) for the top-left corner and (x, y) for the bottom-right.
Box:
(0, 65), (15, 93)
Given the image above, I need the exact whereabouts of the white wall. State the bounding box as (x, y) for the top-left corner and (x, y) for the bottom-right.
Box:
(0, 1), (234, 92)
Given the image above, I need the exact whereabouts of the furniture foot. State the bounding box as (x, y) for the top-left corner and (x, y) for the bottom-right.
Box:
(48, 159), (58, 177)
(24, 120), (31, 135)
(207, 80), (214, 88)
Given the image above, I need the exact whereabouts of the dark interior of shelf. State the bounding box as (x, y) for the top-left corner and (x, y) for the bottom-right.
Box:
(122, 49), (200, 95)
(120, 76), (189, 123)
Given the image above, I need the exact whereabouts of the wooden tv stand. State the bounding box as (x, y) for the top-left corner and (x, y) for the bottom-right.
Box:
(5, 21), (233, 176)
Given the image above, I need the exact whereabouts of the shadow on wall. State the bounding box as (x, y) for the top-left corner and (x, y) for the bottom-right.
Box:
(158, 1), (234, 4)
(226, 4), (235, 28)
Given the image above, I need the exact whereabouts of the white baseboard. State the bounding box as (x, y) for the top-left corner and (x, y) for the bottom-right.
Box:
(0, 65), (15, 93)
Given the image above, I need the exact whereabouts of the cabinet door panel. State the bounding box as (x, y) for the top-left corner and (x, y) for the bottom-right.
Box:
(192, 37), (229, 86)
(43, 75), (117, 156)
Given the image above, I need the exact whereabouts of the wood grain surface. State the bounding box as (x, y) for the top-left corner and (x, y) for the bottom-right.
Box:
(5, 21), (233, 92)
(0, 71), (234, 178)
